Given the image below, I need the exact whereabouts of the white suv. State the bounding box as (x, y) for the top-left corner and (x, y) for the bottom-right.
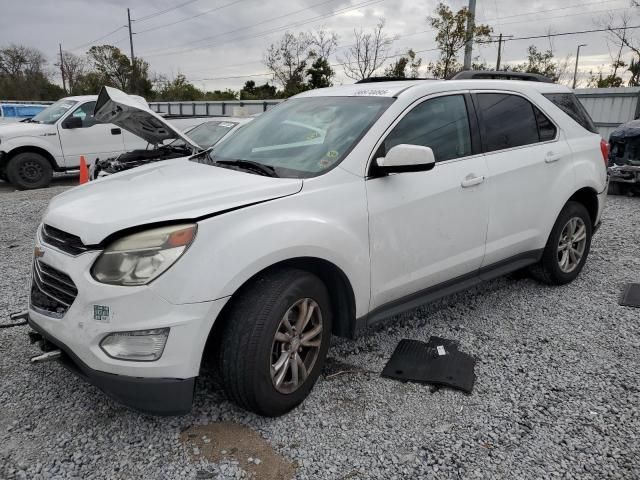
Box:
(27, 79), (607, 416)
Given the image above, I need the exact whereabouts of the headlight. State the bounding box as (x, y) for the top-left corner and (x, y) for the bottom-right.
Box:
(91, 224), (196, 286)
(100, 328), (169, 361)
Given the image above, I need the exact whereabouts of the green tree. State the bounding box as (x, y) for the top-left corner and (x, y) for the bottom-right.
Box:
(427, 3), (492, 79)
(239, 80), (279, 100)
(629, 57), (640, 86)
(156, 74), (204, 101)
(203, 89), (238, 100)
(307, 57), (334, 88)
(87, 45), (132, 90)
(384, 49), (422, 78)
(587, 69), (624, 88)
(264, 32), (310, 97)
(509, 46), (559, 82)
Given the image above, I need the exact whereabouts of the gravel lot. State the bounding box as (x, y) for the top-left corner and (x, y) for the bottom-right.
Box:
(0, 184), (639, 480)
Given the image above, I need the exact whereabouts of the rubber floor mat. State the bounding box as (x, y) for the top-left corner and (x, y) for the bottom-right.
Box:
(620, 283), (640, 308)
(381, 337), (476, 393)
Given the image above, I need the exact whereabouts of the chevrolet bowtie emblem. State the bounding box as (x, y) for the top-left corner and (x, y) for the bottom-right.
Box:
(34, 246), (45, 258)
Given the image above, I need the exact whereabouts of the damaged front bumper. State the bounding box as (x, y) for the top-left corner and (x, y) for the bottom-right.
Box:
(28, 316), (196, 415)
(608, 164), (640, 185)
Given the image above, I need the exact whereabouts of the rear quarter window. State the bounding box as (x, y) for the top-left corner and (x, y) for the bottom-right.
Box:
(543, 93), (598, 134)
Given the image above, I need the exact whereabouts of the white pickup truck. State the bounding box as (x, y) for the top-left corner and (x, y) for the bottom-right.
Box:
(0, 94), (152, 189)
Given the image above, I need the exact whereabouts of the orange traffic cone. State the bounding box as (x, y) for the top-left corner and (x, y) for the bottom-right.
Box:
(79, 155), (89, 185)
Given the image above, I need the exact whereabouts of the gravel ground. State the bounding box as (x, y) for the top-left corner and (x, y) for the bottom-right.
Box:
(0, 186), (639, 480)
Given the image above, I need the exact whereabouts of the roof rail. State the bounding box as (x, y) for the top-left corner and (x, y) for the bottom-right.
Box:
(355, 77), (436, 83)
(450, 70), (554, 83)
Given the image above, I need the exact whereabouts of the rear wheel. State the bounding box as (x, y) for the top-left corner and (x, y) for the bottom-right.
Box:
(218, 268), (332, 416)
(6, 152), (53, 190)
(529, 201), (592, 285)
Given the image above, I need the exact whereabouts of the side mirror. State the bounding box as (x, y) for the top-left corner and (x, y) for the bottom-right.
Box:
(376, 144), (436, 173)
(62, 116), (83, 129)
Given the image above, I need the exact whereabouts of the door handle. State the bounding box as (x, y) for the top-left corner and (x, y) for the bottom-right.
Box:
(111, 128), (121, 135)
(461, 175), (485, 188)
(545, 151), (561, 163)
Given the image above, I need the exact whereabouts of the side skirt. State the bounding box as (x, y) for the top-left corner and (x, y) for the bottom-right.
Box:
(353, 249), (543, 336)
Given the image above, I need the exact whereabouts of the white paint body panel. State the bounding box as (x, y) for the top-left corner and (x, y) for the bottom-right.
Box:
(30, 79), (607, 381)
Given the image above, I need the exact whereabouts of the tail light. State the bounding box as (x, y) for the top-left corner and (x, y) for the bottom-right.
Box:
(600, 138), (609, 168)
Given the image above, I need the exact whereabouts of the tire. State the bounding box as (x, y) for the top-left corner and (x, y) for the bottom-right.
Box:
(218, 268), (332, 416)
(0, 168), (7, 182)
(529, 201), (592, 285)
(6, 152), (53, 190)
(608, 181), (623, 196)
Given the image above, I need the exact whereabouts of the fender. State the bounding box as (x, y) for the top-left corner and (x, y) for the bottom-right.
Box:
(1, 135), (64, 168)
(150, 170), (372, 318)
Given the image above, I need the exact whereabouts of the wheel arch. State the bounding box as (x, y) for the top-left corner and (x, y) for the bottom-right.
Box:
(568, 186), (599, 226)
(208, 256), (358, 352)
(4, 145), (60, 171)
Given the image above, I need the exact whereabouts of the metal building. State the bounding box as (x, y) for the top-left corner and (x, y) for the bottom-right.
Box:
(575, 87), (640, 140)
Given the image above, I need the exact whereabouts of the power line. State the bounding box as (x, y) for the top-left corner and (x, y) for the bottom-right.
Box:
(142, 0), (338, 41)
(478, 25), (640, 44)
(69, 25), (127, 51)
(135, 0), (202, 23)
(478, 0), (623, 22)
(135, 0), (246, 35)
(140, 0), (385, 57)
(166, 3), (628, 77)
(186, 23), (640, 83)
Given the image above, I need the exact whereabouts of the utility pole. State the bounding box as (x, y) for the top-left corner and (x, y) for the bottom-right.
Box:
(572, 44), (587, 89)
(59, 43), (67, 94)
(127, 8), (136, 93)
(495, 34), (513, 70)
(463, 0), (477, 70)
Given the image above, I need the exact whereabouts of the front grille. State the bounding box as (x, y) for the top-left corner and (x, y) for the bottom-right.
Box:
(30, 260), (78, 317)
(41, 224), (89, 255)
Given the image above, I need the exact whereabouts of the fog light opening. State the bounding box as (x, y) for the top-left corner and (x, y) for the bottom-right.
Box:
(100, 328), (170, 362)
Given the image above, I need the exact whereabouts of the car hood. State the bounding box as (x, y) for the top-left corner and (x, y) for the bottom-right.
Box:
(0, 121), (52, 139)
(44, 158), (303, 245)
(94, 86), (200, 149)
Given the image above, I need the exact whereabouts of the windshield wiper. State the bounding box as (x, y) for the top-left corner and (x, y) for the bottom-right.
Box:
(213, 159), (279, 177)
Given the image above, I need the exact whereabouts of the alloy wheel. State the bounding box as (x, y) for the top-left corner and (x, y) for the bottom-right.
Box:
(557, 216), (587, 273)
(270, 298), (323, 394)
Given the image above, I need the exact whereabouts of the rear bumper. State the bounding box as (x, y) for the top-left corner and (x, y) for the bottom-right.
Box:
(28, 316), (195, 416)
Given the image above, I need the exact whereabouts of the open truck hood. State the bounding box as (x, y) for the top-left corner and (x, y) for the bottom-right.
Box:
(94, 86), (200, 149)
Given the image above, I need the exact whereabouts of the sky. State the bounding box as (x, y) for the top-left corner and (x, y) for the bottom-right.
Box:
(1, 0), (639, 91)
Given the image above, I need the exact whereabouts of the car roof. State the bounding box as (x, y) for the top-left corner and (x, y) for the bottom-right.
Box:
(296, 79), (572, 99)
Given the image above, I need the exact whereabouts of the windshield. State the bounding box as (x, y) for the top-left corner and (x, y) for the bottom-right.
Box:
(203, 96), (393, 178)
(31, 99), (77, 124)
(171, 120), (239, 149)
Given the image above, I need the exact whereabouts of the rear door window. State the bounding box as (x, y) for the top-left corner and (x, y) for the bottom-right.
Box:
(476, 93), (539, 152)
(543, 93), (598, 133)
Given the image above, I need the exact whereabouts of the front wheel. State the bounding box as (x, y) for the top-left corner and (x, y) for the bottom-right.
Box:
(6, 152), (53, 190)
(529, 201), (592, 285)
(218, 268), (332, 416)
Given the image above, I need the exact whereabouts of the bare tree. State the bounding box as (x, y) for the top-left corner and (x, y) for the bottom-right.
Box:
(0, 44), (48, 77)
(56, 51), (87, 94)
(594, 12), (634, 86)
(341, 20), (394, 81)
(264, 32), (312, 95)
(307, 28), (338, 59)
